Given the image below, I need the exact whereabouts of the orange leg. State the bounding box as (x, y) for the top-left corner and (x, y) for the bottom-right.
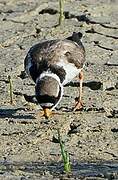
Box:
(73, 70), (83, 111)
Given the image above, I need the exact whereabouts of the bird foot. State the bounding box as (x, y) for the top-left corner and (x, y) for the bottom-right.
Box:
(73, 99), (83, 111)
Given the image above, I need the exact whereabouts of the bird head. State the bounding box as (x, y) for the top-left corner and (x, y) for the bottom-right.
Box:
(35, 72), (63, 118)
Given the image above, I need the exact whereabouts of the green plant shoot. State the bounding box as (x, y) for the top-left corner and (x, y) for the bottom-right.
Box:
(57, 129), (71, 173)
(59, 0), (65, 25)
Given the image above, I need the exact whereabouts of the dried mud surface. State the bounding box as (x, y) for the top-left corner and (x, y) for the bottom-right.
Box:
(0, 0), (118, 179)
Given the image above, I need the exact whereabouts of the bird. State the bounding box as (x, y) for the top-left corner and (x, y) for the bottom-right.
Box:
(24, 32), (85, 118)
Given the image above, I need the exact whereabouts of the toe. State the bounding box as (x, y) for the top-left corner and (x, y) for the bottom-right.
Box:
(73, 101), (83, 111)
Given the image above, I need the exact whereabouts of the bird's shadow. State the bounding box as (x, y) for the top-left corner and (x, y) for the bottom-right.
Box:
(0, 160), (117, 178)
(65, 80), (102, 90)
(9, 80), (103, 117)
(0, 107), (35, 120)
(22, 80), (102, 104)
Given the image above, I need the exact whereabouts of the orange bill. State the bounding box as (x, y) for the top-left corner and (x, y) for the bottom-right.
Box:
(43, 108), (52, 118)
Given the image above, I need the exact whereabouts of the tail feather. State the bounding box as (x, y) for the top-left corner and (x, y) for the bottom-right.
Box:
(66, 32), (84, 49)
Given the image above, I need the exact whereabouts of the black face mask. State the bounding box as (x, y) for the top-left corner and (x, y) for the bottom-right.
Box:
(36, 86), (61, 108)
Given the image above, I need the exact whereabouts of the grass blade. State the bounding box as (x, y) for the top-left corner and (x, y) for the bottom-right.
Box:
(59, 0), (65, 25)
(57, 129), (71, 173)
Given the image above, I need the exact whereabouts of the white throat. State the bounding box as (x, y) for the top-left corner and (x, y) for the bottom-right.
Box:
(36, 71), (63, 110)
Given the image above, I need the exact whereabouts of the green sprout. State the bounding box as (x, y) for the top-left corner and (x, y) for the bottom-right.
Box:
(57, 129), (71, 173)
(59, 0), (65, 25)
(8, 75), (13, 104)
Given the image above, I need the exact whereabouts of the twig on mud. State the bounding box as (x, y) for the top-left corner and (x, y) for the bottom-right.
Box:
(57, 129), (71, 173)
(86, 27), (118, 39)
(8, 75), (13, 105)
(100, 24), (118, 29)
(93, 41), (114, 51)
(59, 0), (65, 25)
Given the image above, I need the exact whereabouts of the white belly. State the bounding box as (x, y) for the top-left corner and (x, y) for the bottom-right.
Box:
(56, 61), (82, 85)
